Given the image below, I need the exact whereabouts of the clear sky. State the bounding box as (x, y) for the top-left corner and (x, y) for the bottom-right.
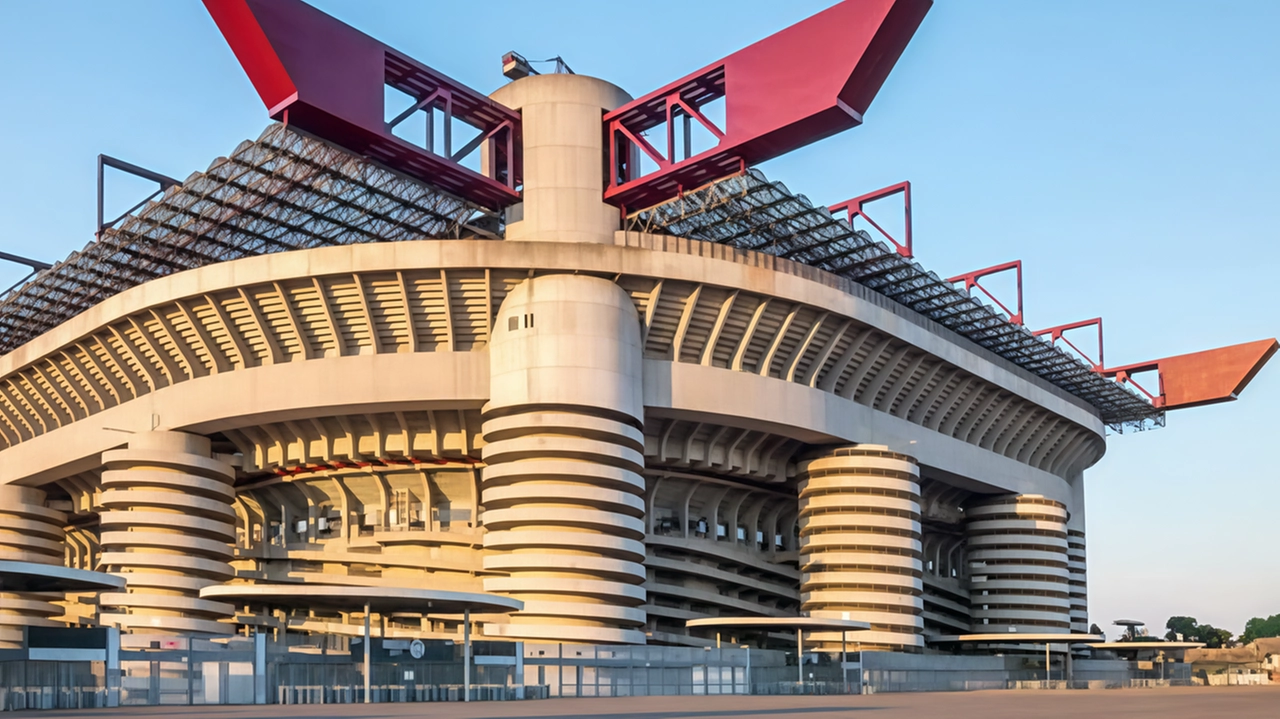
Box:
(0, 1), (1276, 639)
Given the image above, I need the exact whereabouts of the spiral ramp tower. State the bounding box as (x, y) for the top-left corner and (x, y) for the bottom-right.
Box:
(481, 274), (649, 645)
(97, 432), (237, 635)
(0, 486), (68, 649)
(797, 446), (924, 651)
(965, 495), (1072, 634)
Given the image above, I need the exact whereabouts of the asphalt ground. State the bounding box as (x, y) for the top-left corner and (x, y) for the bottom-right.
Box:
(9, 685), (1280, 718)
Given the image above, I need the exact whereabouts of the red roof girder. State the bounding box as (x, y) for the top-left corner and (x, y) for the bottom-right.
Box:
(203, 0), (522, 211)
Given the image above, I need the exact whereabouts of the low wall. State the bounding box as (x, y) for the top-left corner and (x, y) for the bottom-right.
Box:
(860, 653), (1137, 693)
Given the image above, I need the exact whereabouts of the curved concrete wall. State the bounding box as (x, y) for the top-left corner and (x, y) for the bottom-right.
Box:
(0, 241), (1102, 491)
(481, 275), (649, 644)
(797, 446), (924, 651)
(965, 495), (1071, 633)
(98, 431), (236, 635)
(0, 486), (66, 648)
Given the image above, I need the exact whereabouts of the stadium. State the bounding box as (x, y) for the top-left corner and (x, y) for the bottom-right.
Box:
(0, 0), (1275, 706)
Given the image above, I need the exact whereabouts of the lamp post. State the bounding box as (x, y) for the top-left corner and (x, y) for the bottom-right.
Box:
(841, 631), (848, 693)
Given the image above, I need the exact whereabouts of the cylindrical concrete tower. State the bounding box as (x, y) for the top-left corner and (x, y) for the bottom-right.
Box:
(0, 486), (67, 648)
(98, 432), (236, 635)
(481, 273), (647, 644)
(488, 74), (633, 244)
(1067, 529), (1088, 633)
(797, 445), (924, 651)
(966, 494), (1071, 633)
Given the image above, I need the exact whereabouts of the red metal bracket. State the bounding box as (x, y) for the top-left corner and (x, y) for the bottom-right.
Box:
(203, 0), (521, 210)
(947, 260), (1022, 325)
(1101, 339), (1278, 410)
(1099, 361), (1164, 407)
(603, 0), (931, 211)
(1033, 318), (1104, 371)
(830, 181), (913, 258)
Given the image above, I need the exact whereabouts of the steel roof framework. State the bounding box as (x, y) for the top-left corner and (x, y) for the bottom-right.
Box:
(625, 170), (1164, 432)
(0, 124), (497, 354)
(0, 125), (1162, 430)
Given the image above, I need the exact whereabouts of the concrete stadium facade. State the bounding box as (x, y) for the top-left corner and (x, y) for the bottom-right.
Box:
(0, 71), (1112, 653)
(4, 0), (1270, 666)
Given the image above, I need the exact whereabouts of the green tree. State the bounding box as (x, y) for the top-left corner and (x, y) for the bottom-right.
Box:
(1165, 616), (1198, 642)
(1162, 615), (1233, 648)
(1199, 626), (1233, 649)
(1241, 614), (1280, 644)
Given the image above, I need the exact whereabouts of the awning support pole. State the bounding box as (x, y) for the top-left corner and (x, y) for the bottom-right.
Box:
(363, 601), (371, 703)
(464, 608), (472, 702)
(797, 629), (803, 687)
(857, 642), (863, 695)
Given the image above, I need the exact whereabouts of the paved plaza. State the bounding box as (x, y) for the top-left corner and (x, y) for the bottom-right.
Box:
(7, 686), (1280, 719)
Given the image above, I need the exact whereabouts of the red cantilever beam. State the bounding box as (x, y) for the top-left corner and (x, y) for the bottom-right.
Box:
(1101, 339), (1278, 410)
(203, 0), (521, 210)
(604, 0), (931, 211)
(947, 260), (1023, 324)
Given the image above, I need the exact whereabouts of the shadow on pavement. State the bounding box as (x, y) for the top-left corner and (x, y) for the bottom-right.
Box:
(472, 707), (880, 719)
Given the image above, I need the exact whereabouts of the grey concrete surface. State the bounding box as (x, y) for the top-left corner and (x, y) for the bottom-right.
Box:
(8, 686), (1280, 719)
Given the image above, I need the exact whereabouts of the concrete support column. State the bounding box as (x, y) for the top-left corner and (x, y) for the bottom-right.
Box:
(797, 445), (924, 651)
(481, 274), (647, 644)
(0, 485), (67, 648)
(487, 74), (633, 244)
(1067, 529), (1088, 633)
(98, 431), (236, 634)
(965, 494), (1071, 634)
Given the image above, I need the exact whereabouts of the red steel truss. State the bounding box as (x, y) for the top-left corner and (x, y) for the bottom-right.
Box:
(831, 182), (914, 259)
(948, 260), (1023, 325)
(203, 0), (521, 211)
(603, 0), (931, 211)
(1034, 318), (1104, 371)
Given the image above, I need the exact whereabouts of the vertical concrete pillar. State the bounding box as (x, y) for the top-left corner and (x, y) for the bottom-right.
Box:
(0, 486), (67, 649)
(1066, 473), (1089, 634)
(481, 274), (647, 644)
(965, 494), (1072, 634)
(796, 445), (924, 651)
(98, 431), (236, 634)
(488, 74), (633, 244)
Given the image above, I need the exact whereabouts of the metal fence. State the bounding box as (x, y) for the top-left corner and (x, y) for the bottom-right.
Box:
(0, 661), (107, 711)
(0, 637), (1208, 710)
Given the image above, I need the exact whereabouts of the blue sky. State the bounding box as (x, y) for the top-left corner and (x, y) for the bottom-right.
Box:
(1, 1), (1276, 638)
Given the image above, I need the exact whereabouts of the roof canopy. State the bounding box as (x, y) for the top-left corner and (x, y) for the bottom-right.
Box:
(0, 124), (496, 355)
(200, 583), (522, 615)
(0, 560), (125, 593)
(626, 170), (1165, 430)
(930, 633), (1103, 644)
(687, 617), (872, 632)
